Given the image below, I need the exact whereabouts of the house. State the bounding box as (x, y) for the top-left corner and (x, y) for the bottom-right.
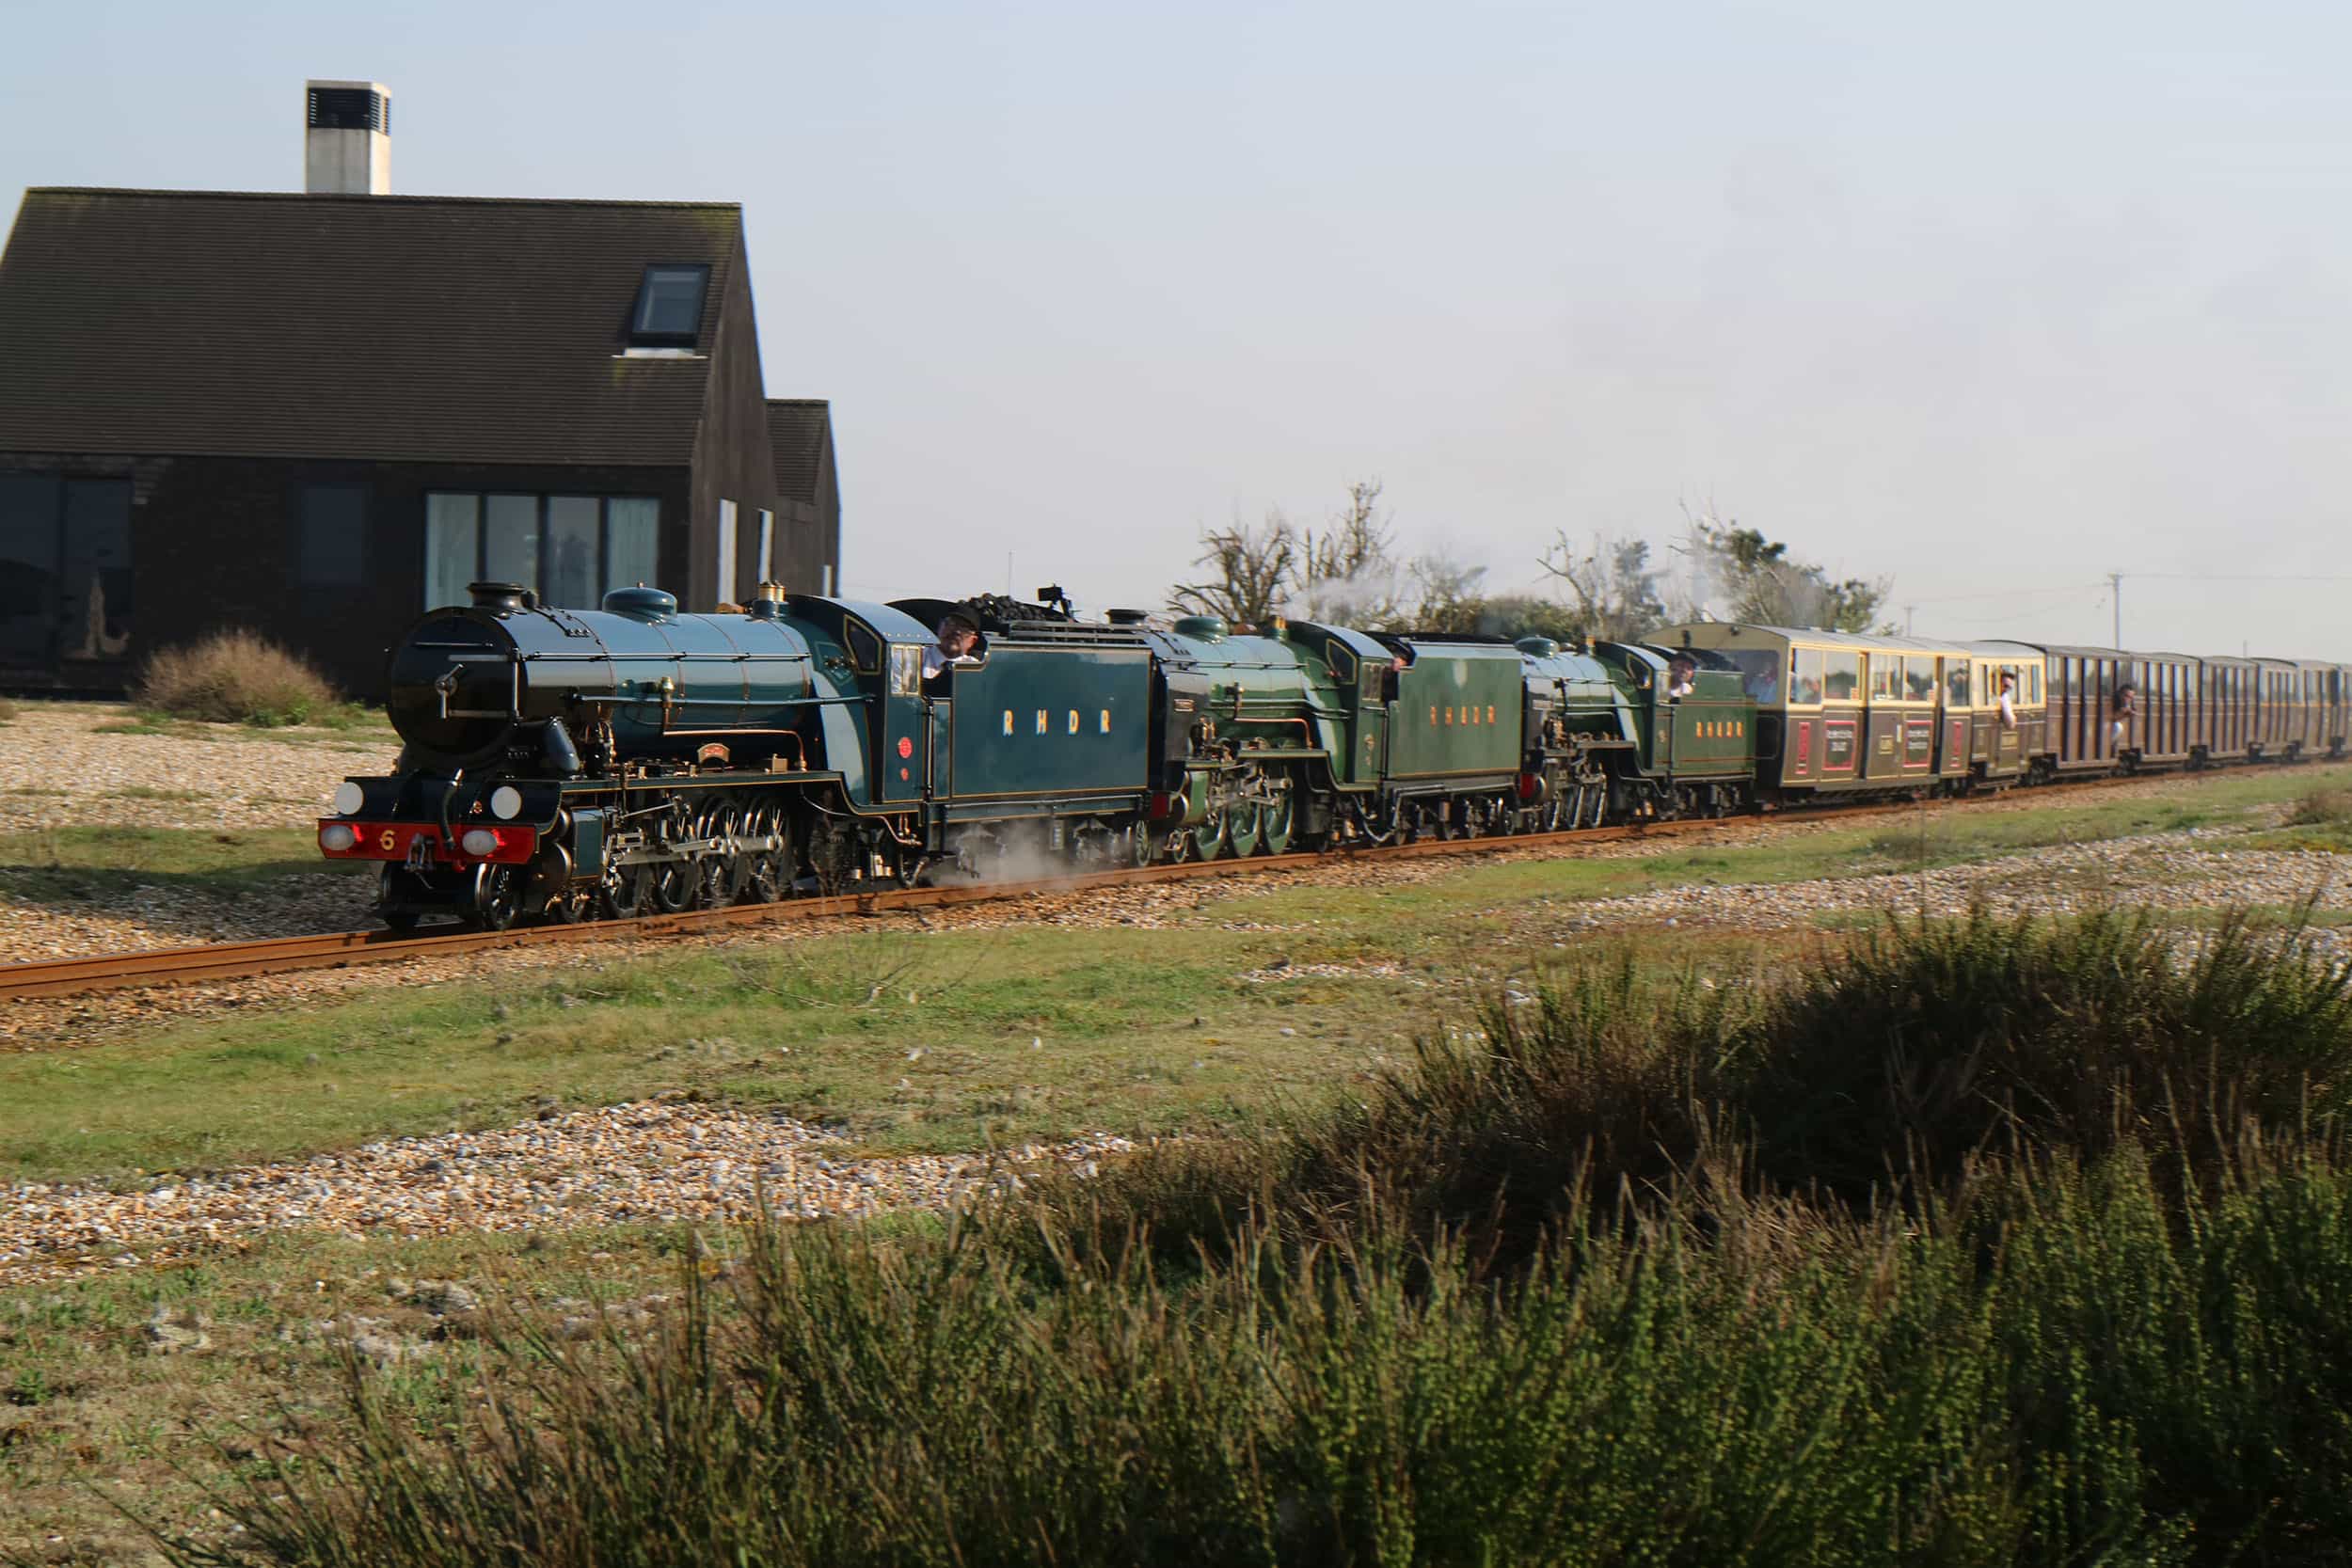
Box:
(0, 80), (840, 697)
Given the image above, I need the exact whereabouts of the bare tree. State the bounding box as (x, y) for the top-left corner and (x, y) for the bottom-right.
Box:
(1537, 531), (1667, 642)
(1296, 478), (1409, 626)
(1168, 510), (1298, 626)
(1405, 552), (1490, 633)
(1675, 501), (1890, 632)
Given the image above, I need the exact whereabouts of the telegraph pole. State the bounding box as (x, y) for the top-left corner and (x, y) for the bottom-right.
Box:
(2107, 571), (2122, 647)
(1904, 603), (1915, 636)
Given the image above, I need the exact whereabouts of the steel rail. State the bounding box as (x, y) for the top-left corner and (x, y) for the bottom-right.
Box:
(0, 768), (2208, 1004)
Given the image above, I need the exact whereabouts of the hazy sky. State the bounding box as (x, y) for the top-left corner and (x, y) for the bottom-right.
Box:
(6, 0), (2349, 655)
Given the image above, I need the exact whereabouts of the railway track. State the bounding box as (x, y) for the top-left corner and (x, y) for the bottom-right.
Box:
(0, 768), (2222, 1004)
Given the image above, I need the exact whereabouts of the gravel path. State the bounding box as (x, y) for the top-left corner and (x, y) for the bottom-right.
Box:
(0, 702), (391, 835)
(1535, 826), (2346, 942)
(0, 1099), (1132, 1287)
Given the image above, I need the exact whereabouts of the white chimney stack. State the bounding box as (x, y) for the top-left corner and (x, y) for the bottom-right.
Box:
(305, 80), (390, 195)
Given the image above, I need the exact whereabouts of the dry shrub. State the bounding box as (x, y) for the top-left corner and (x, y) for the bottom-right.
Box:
(2287, 784), (2352, 829)
(133, 628), (342, 727)
(0, 696), (17, 722)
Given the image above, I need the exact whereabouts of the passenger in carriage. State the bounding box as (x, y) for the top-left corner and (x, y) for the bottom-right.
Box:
(2110, 682), (2137, 747)
(922, 610), (982, 685)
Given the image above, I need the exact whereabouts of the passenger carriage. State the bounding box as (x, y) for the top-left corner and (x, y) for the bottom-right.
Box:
(2198, 656), (2258, 766)
(2027, 645), (2198, 775)
(2298, 661), (2350, 759)
(1658, 626), (1983, 797)
(2252, 657), (2303, 760)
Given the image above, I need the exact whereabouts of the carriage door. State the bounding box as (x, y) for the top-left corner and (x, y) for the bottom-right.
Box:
(882, 643), (928, 802)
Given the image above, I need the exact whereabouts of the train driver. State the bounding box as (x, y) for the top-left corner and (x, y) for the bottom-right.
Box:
(922, 611), (982, 682)
(1665, 655), (1696, 700)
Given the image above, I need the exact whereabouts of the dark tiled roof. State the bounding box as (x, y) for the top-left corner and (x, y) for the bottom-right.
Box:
(766, 398), (831, 504)
(0, 187), (746, 465)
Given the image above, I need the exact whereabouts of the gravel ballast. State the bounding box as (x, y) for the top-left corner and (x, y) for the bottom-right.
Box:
(0, 1099), (1133, 1286)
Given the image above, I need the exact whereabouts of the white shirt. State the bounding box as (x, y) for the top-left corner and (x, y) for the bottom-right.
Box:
(1997, 689), (2017, 726)
(921, 643), (977, 680)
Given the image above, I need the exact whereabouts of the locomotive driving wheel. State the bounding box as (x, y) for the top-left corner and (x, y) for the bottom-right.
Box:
(600, 863), (649, 921)
(697, 803), (750, 908)
(1227, 800), (1263, 858)
(741, 804), (787, 903)
(1260, 784), (1295, 854)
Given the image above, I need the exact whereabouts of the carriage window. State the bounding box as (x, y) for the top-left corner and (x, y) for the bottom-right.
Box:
(1792, 648), (1825, 705)
(1905, 658), (1937, 701)
(1947, 662), (1971, 706)
(2028, 665), (2042, 705)
(1721, 648), (1782, 701)
(1821, 650), (1861, 701)
(1869, 657), (1900, 701)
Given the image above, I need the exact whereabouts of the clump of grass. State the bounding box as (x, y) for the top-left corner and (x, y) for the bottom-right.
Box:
(2286, 784), (2352, 829)
(131, 629), (342, 727)
(0, 695), (18, 722)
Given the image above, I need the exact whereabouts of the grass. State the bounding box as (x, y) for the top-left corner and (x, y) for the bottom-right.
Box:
(0, 826), (368, 906)
(120, 908), (2352, 1568)
(6, 765), (2352, 1562)
(0, 697), (16, 723)
(92, 706), (382, 741)
(8, 761), (2351, 1192)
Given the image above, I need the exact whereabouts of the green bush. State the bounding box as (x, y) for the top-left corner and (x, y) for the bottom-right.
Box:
(131, 629), (342, 727)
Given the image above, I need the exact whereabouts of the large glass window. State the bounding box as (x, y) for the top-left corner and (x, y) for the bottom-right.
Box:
(717, 499), (739, 605)
(424, 493), (479, 610)
(1946, 661), (1971, 706)
(298, 483), (366, 588)
(608, 498), (659, 592)
(1904, 657), (1937, 702)
(0, 475), (63, 661)
(424, 492), (662, 610)
(1869, 656), (1900, 701)
(547, 496), (600, 610)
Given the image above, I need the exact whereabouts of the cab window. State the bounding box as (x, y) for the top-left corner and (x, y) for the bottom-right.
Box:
(844, 620), (882, 673)
(889, 644), (923, 696)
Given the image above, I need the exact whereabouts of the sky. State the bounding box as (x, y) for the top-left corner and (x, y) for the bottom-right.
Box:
(5, 0), (2349, 656)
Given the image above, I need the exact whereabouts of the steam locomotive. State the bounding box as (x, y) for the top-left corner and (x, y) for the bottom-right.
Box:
(318, 580), (1748, 929)
(322, 580), (2349, 931)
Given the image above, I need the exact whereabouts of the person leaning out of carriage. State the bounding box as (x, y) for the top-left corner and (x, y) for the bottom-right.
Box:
(1995, 669), (2018, 729)
(2110, 682), (2137, 745)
